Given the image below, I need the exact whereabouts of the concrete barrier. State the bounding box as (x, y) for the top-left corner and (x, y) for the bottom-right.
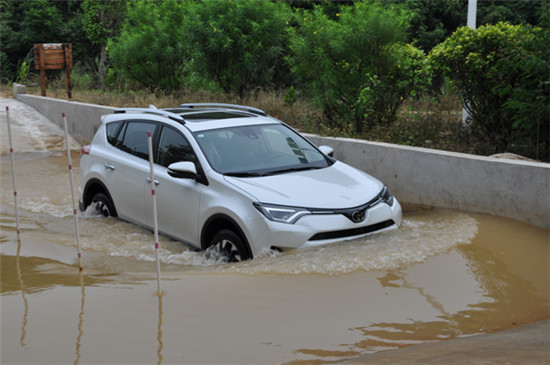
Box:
(16, 93), (114, 145)
(14, 93), (550, 230)
(307, 135), (549, 230)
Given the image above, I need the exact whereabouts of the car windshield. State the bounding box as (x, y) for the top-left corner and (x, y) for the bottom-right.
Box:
(193, 124), (331, 176)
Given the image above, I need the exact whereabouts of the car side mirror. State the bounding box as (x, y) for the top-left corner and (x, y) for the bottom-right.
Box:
(319, 145), (334, 158)
(168, 161), (198, 179)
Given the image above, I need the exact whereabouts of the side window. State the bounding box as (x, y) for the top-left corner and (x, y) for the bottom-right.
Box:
(119, 121), (157, 160)
(157, 126), (198, 168)
(106, 121), (123, 146)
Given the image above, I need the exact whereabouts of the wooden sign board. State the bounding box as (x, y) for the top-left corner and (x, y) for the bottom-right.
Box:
(34, 43), (73, 98)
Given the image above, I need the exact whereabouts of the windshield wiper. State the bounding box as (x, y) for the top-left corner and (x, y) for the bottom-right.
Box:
(265, 165), (323, 176)
(224, 171), (263, 177)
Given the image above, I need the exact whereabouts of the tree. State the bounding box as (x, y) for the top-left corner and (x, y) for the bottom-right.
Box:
(0, 0), (64, 81)
(0, 0), (95, 83)
(184, 0), (292, 95)
(108, 0), (189, 91)
(287, 1), (425, 133)
(401, 0), (545, 52)
(429, 22), (549, 158)
(82, 0), (127, 90)
(402, 0), (465, 52)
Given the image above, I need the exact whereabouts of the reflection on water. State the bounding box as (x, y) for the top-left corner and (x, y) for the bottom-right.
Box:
(156, 293), (164, 365)
(15, 239), (28, 348)
(74, 272), (85, 365)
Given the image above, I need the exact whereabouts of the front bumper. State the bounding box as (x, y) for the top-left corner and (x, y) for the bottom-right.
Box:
(246, 199), (402, 254)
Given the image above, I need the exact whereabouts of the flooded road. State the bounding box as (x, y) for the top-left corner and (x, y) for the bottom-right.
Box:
(1, 98), (549, 364)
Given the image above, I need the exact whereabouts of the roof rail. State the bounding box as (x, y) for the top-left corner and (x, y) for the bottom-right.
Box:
(114, 107), (185, 123)
(179, 103), (267, 116)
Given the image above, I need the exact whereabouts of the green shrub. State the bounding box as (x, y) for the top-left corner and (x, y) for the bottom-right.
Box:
(184, 0), (292, 96)
(16, 60), (30, 84)
(358, 43), (430, 131)
(496, 23), (549, 160)
(108, 0), (189, 91)
(429, 22), (549, 158)
(287, 1), (425, 134)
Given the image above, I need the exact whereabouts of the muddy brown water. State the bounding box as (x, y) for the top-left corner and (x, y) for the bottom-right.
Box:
(1, 100), (549, 364)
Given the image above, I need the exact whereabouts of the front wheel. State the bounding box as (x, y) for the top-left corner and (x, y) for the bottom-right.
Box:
(90, 192), (117, 217)
(207, 229), (251, 262)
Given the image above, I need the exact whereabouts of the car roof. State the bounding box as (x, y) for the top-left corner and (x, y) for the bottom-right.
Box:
(110, 104), (281, 132)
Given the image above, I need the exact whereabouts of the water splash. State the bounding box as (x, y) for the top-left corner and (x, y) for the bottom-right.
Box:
(72, 209), (478, 276)
(218, 211), (478, 275)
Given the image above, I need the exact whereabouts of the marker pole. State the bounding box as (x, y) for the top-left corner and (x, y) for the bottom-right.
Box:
(147, 131), (162, 294)
(62, 113), (83, 271)
(6, 106), (21, 236)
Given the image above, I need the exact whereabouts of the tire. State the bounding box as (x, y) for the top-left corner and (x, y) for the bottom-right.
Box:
(90, 192), (117, 217)
(208, 229), (251, 262)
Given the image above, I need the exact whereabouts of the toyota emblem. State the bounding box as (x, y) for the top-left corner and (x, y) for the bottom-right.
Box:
(351, 209), (365, 223)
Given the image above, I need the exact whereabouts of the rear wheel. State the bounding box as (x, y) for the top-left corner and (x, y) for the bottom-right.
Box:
(90, 192), (116, 217)
(208, 229), (251, 262)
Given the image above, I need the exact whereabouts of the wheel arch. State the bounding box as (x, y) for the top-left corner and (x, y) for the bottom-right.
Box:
(82, 178), (117, 216)
(201, 214), (253, 259)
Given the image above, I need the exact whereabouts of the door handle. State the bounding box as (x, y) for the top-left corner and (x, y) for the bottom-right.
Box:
(146, 177), (160, 186)
(104, 162), (115, 171)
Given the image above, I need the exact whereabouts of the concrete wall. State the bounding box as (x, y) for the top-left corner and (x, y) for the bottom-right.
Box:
(15, 93), (114, 145)
(307, 135), (549, 230)
(14, 93), (550, 230)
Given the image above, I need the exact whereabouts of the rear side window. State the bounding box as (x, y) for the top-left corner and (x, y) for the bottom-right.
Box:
(118, 121), (157, 160)
(106, 121), (123, 146)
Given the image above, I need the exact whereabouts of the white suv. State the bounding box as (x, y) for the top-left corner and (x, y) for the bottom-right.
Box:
(79, 104), (402, 261)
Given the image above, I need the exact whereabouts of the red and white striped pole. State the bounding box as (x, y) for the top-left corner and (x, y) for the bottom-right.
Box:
(147, 131), (162, 294)
(62, 113), (83, 271)
(6, 106), (21, 237)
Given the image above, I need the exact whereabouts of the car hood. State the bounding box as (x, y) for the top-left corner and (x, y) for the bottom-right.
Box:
(224, 162), (383, 209)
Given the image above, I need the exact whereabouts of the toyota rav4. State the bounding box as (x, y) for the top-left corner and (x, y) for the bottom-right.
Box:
(79, 103), (402, 261)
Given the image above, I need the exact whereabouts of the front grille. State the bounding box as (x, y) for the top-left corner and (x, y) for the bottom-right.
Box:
(308, 220), (394, 241)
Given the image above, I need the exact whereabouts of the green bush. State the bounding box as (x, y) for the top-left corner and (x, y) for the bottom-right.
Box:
(358, 43), (430, 131)
(287, 1), (425, 134)
(108, 0), (189, 91)
(429, 22), (549, 158)
(184, 0), (292, 96)
(496, 23), (549, 160)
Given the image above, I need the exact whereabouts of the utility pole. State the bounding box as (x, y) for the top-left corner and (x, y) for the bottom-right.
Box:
(462, 0), (477, 126)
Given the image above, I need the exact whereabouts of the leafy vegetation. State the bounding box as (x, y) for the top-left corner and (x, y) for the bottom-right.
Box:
(1, 0), (548, 161)
(184, 0), (292, 95)
(429, 22), (549, 158)
(108, 0), (187, 91)
(287, 2), (423, 134)
(81, 0), (127, 90)
(401, 0), (544, 52)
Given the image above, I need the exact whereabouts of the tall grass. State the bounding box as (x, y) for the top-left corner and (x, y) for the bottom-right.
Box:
(5, 75), (514, 159)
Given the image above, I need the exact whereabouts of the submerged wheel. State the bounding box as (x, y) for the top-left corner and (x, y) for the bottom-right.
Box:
(90, 192), (117, 217)
(208, 229), (251, 263)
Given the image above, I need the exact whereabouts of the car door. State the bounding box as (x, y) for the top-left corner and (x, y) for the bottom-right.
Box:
(110, 120), (158, 226)
(145, 125), (203, 246)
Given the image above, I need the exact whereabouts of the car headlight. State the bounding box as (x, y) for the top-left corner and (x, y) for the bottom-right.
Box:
(253, 203), (310, 224)
(380, 186), (394, 206)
